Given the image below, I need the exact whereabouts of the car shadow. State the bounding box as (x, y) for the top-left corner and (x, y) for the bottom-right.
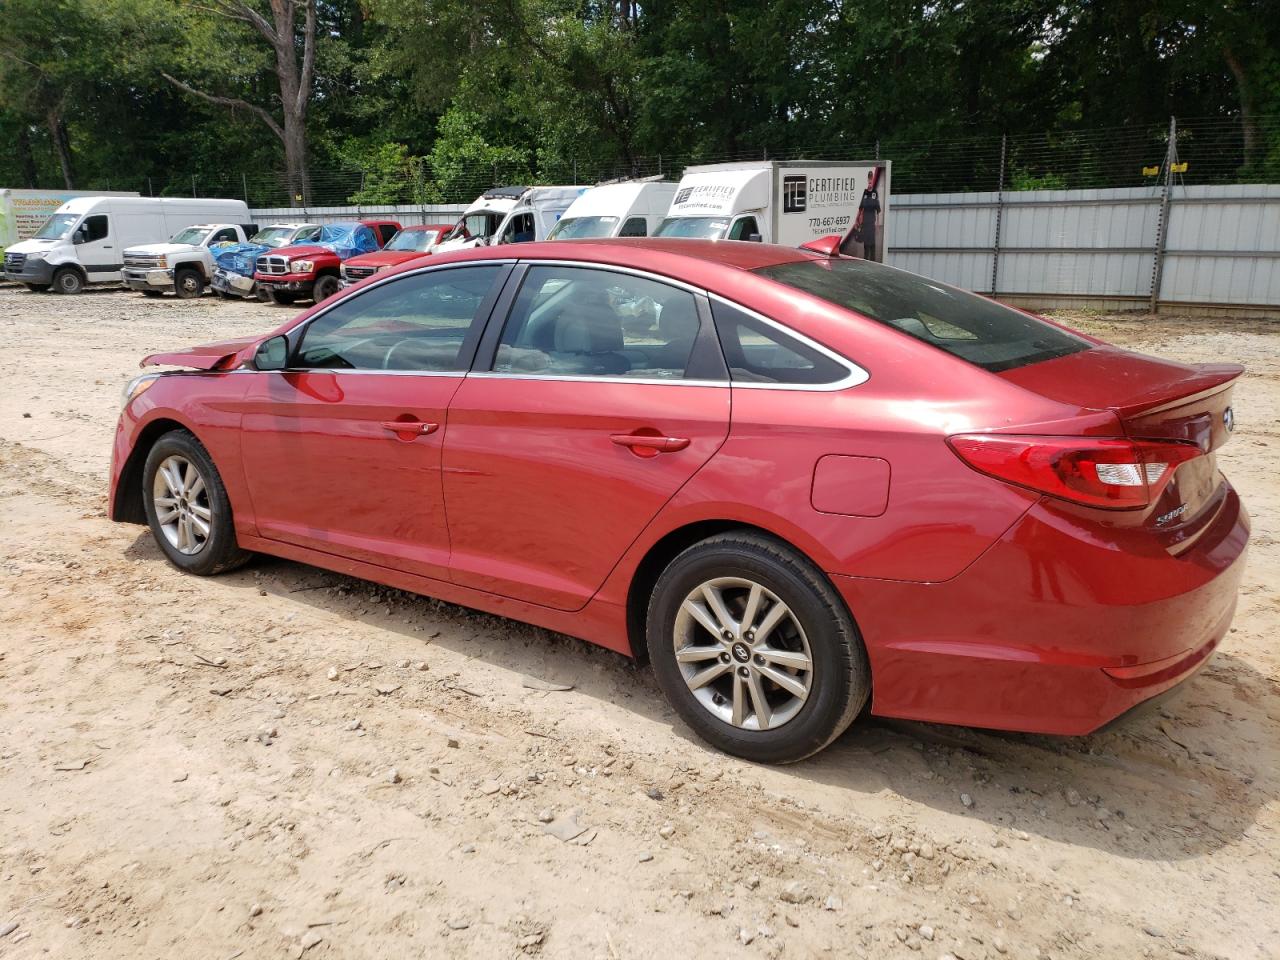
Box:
(123, 532), (1276, 863)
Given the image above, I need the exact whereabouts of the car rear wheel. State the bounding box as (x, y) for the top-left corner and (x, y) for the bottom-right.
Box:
(312, 274), (341, 302)
(52, 267), (84, 294)
(648, 532), (869, 763)
(174, 268), (204, 299)
(142, 430), (250, 576)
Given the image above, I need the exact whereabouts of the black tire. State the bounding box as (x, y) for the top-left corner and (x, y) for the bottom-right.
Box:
(23, 283), (50, 292)
(268, 287), (297, 305)
(255, 285), (271, 303)
(141, 429), (251, 576)
(312, 274), (341, 302)
(141, 290), (163, 298)
(647, 532), (870, 763)
(52, 267), (84, 294)
(174, 268), (204, 299)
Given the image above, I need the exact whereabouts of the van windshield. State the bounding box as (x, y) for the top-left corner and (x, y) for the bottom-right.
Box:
(444, 212), (502, 242)
(170, 227), (210, 245)
(34, 214), (79, 240)
(755, 258), (1091, 373)
(654, 216), (730, 240)
(547, 216), (619, 240)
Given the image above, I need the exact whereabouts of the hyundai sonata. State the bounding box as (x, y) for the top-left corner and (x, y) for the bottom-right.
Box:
(110, 239), (1248, 762)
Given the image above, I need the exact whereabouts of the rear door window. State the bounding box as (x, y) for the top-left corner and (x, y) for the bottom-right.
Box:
(710, 300), (852, 385)
(754, 258), (1089, 372)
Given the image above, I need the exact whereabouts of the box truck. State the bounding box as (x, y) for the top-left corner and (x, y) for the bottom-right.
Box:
(654, 160), (890, 258)
(546, 179), (679, 240)
(434, 185), (588, 253)
(3, 196), (252, 293)
(1, 188), (138, 256)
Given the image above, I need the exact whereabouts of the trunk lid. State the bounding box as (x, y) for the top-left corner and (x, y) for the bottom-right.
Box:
(998, 345), (1242, 535)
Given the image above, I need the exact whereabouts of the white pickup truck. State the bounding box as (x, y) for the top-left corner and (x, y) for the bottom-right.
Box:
(122, 222), (257, 299)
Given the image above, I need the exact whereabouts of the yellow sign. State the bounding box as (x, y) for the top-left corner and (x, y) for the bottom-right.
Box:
(1171, 162), (1188, 173)
(1142, 166), (1160, 176)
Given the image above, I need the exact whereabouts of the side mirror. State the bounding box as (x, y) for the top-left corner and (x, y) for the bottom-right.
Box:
(746, 232), (763, 243)
(253, 335), (288, 371)
(72, 226), (87, 245)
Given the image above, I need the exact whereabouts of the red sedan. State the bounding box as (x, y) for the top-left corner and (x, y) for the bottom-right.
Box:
(109, 239), (1249, 762)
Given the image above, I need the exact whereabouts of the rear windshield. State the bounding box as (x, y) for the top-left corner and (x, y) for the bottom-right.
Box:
(754, 258), (1090, 372)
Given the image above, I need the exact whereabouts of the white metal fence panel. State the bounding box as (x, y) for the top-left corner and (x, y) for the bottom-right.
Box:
(1161, 185), (1280, 305)
(888, 183), (1280, 311)
(250, 203), (469, 227)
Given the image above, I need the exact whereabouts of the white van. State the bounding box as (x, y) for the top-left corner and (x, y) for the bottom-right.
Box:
(546, 180), (679, 240)
(2, 196), (251, 293)
(434, 185), (588, 253)
(654, 160), (890, 255)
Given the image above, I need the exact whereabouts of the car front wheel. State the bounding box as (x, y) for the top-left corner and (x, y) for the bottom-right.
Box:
(648, 532), (869, 763)
(141, 430), (250, 576)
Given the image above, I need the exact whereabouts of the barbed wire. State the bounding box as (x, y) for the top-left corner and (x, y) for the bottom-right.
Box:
(62, 115), (1280, 208)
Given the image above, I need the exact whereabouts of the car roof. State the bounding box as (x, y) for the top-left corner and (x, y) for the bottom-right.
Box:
(427, 237), (818, 274)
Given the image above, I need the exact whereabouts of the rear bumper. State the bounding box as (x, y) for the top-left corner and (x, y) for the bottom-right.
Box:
(837, 483), (1250, 735)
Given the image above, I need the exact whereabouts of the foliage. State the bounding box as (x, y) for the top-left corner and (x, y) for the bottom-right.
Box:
(1, 0), (1278, 194)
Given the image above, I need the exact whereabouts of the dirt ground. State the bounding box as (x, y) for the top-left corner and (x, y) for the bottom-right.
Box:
(0, 285), (1277, 960)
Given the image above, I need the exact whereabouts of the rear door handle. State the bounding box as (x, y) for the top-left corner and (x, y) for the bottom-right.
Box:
(610, 433), (691, 454)
(382, 420), (439, 438)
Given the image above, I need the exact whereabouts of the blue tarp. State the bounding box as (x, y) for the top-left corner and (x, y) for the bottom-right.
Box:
(213, 242), (267, 278)
(313, 223), (379, 259)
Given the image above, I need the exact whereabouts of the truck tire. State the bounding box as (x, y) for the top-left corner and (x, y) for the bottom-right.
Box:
(23, 283), (50, 293)
(255, 286), (271, 303)
(268, 288), (297, 305)
(174, 268), (204, 300)
(313, 274), (341, 303)
(52, 267), (84, 295)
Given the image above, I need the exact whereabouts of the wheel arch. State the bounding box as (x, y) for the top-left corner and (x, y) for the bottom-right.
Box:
(112, 417), (195, 523)
(624, 519), (860, 665)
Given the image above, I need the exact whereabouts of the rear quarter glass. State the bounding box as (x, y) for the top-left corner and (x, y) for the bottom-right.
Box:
(753, 258), (1090, 372)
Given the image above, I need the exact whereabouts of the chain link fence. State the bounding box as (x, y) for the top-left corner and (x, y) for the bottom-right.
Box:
(64, 115), (1280, 208)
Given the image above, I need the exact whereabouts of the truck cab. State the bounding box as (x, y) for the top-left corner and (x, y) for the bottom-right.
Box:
(546, 180), (679, 240)
(654, 165), (773, 242)
(434, 186), (587, 253)
(253, 219), (398, 305)
(122, 223), (257, 299)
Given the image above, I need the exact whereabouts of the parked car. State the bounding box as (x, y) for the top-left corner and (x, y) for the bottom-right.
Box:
(254, 219), (399, 304)
(434, 186), (586, 253)
(211, 223), (323, 301)
(340, 223), (453, 285)
(3, 196), (251, 294)
(110, 239), (1248, 763)
(547, 179), (678, 240)
(122, 223), (258, 299)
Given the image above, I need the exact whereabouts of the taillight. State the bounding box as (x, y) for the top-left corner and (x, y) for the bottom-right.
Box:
(947, 434), (1201, 509)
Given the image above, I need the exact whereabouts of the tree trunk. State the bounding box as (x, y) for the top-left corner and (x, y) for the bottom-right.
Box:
(283, 111), (310, 206)
(1222, 45), (1258, 169)
(16, 124), (38, 188)
(47, 111), (74, 188)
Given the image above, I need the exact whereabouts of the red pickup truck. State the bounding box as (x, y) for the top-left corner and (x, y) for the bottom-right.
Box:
(254, 219), (400, 304)
(340, 223), (454, 284)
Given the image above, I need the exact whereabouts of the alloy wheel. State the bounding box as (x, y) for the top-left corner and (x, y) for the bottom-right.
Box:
(152, 455), (212, 555)
(672, 576), (813, 731)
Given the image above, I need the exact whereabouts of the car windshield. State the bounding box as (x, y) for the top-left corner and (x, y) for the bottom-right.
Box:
(755, 258), (1091, 373)
(170, 227), (209, 245)
(384, 229), (440, 252)
(547, 216), (620, 240)
(654, 216), (730, 240)
(253, 227), (308, 247)
(34, 213), (79, 240)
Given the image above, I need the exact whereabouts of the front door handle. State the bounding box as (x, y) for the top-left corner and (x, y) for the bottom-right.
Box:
(610, 433), (691, 456)
(382, 420), (439, 438)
